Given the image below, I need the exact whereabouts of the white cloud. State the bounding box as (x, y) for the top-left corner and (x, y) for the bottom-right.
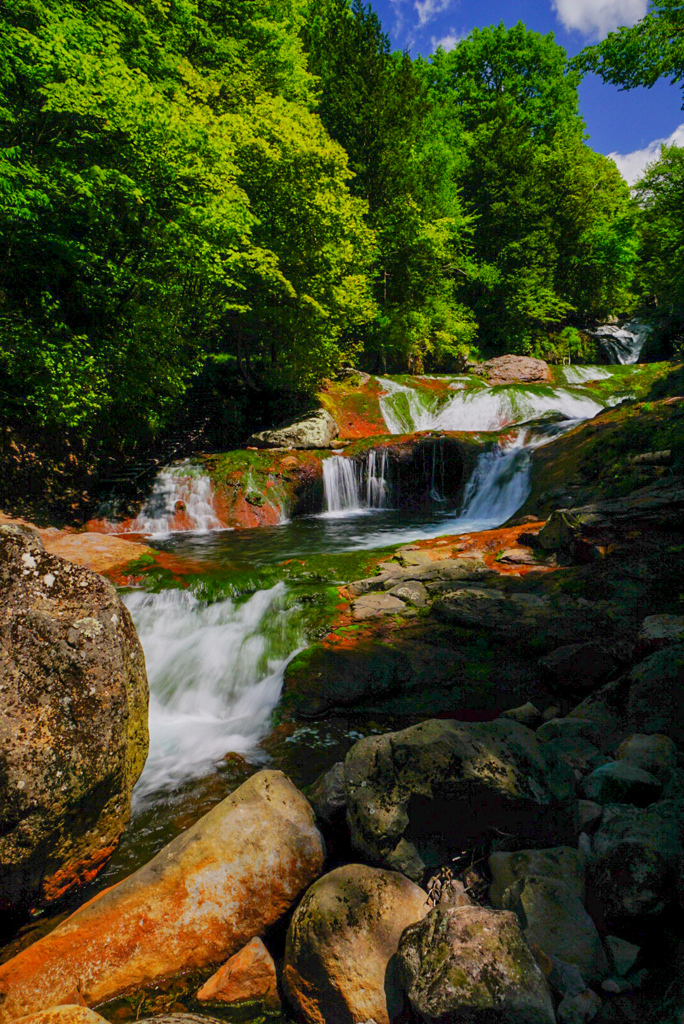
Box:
(552, 0), (647, 40)
(415, 0), (452, 28)
(609, 123), (684, 184)
(431, 31), (462, 52)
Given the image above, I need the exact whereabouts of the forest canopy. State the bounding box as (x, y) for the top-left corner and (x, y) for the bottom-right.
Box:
(0, 0), (674, 451)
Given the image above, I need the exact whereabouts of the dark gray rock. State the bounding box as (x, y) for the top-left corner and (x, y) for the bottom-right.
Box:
(589, 801), (684, 922)
(397, 904), (556, 1024)
(344, 718), (577, 881)
(581, 762), (662, 806)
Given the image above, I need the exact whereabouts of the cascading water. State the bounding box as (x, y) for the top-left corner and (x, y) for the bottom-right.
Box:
(323, 450), (388, 514)
(125, 583), (301, 801)
(130, 461), (224, 535)
(592, 320), (651, 365)
(377, 377), (605, 434)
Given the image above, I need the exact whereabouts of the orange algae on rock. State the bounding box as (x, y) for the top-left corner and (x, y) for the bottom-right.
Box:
(0, 771), (324, 1023)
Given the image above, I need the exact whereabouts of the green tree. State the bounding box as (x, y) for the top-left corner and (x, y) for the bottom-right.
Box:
(0, 0), (375, 444)
(304, 0), (477, 372)
(424, 23), (637, 350)
(574, 1), (684, 100)
(633, 143), (684, 322)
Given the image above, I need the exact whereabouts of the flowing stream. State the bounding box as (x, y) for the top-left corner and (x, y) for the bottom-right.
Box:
(120, 368), (641, 809)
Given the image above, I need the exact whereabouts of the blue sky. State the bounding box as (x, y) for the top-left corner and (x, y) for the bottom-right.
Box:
(368, 0), (684, 183)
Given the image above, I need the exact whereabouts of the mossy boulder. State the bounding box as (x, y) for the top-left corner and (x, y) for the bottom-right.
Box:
(283, 864), (428, 1024)
(397, 904), (555, 1023)
(0, 525), (149, 920)
(344, 719), (577, 881)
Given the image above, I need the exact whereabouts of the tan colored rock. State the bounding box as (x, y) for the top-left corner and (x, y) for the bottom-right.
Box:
(0, 771), (324, 1023)
(473, 355), (552, 387)
(284, 864), (428, 1024)
(12, 1009), (108, 1024)
(0, 525), (148, 917)
(44, 532), (155, 574)
(352, 592), (407, 620)
(197, 937), (280, 1011)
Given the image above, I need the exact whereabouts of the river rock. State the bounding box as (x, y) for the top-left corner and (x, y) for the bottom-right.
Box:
(489, 846), (585, 907)
(557, 989), (602, 1024)
(472, 355), (552, 386)
(536, 718), (604, 748)
(605, 935), (640, 977)
(636, 613), (684, 653)
(626, 644), (684, 745)
(283, 864), (428, 1024)
(432, 586), (614, 644)
(0, 771), (325, 1022)
(539, 642), (622, 694)
(397, 905), (556, 1024)
(344, 719), (577, 881)
(544, 736), (609, 778)
(307, 761), (346, 827)
(197, 936), (280, 1011)
(616, 733), (677, 783)
(501, 702), (543, 728)
(0, 524), (149, 918)
(581, 762), (662, 806)
(352, 591), (407, 620)
(588, 800), (684, 923)
(502, 875), (609, 984)
(248, 409), (339, 449)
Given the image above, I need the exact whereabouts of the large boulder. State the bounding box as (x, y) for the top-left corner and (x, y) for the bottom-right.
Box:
(283, 864), (428, 1024)
(344, 719), (577, 881)
(0, 525), (149, 917)
(432, 587), (617, 645)
(0, 771), (325, 1023)
(471, 355), (552, 387)
(588, 800), (684, 924)
(248, 409), (339, 450)
(580, 762), (662, 806)
(397, 904), (556, 1024)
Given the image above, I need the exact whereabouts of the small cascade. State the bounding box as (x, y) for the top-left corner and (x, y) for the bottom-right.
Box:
(378, 376), (605, 434)
(130, 461), (224, 536)
(323, 455), (362, 514)
(365, 449), (389, 508)
(456, 439), (531, 528)
(125, 583), (301, 800)
(429, 440), (446, 502)
(592, 321), (651, 365)
(561, 365), (613, 385)
(323, 450), (389, 514)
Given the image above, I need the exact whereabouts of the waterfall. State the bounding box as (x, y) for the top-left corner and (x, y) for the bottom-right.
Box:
(323, 455), (362, 513)
(378, 377), (605, 434)
(130, 461), (224, 536)
(456, 440), (531, 529)
(125, 584), (300, 800)
(323, 451), (388, 514)
(592, 321), (651, 365)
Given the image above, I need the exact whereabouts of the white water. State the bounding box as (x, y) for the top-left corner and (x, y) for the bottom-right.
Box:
(593, 320), (651, 365)
(377, 377), (604, 434)
(125, 584), (300, 800)
(561, 365), (613, 385)
(130, 461), (224, 536)
(323, 450), (388, 514)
